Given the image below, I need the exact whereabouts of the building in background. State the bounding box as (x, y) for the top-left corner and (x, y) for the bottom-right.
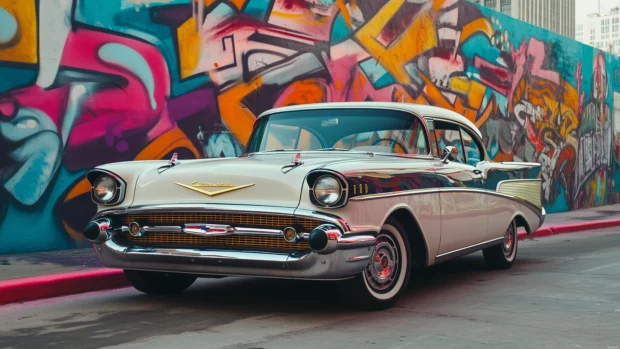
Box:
(576, 7), (620, 54)
(470, 0), (575, 38)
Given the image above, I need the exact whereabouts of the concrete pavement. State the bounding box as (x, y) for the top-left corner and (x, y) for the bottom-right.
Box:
(1, 227), (619, 348)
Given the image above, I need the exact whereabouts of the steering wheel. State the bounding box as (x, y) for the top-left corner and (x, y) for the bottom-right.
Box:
(371, 138), (409, 154)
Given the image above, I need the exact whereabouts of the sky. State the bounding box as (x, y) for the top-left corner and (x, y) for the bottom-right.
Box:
(577, 0), (620, 23)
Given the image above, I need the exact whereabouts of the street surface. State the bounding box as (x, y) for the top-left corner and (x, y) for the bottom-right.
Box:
(1, 228), (619, 349)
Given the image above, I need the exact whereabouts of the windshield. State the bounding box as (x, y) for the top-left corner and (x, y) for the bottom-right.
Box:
(246, 108), (429, 155)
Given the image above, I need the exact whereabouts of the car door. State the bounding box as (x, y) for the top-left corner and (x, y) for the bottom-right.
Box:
(429, 120), (489, 256)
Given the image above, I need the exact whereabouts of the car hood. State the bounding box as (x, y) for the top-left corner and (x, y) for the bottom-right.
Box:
(129, 152), (362, 208)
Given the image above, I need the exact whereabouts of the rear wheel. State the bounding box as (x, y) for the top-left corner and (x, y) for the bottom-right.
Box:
(337, 218), (411, 310)
(124, 270), (197, 295)
(483, 219), (518, 270)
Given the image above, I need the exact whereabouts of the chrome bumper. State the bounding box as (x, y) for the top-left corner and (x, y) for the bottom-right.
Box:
(540, 207), (546, 227)
(94, 234), (375, 280)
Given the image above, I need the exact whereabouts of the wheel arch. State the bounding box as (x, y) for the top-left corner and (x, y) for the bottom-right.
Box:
(511, 212), (531, 234)
(383, 205), (430, 268)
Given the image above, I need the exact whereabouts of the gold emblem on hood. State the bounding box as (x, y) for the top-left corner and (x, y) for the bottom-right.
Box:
(175, 181), (255, 196)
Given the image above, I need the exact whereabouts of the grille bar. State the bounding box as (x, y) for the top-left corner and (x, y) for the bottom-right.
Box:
(120, 232), (309, 251)
(120, 213), (323, 231)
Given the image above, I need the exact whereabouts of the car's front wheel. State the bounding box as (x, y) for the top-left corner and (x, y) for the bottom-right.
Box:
(338, 218), (411, 310)
(483, 219), (518, 269)
(124, 270), (197, 295)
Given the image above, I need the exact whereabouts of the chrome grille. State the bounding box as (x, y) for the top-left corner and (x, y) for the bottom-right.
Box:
(121, 232), (309, 251)
(120, 213), (322, 231)
(115, 212), (321, 252)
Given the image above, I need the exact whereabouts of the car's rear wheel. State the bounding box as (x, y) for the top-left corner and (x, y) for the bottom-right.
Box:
(483, 219), (518, 270)
(337, 218), (411, 310)
(124, 270), (197, 294)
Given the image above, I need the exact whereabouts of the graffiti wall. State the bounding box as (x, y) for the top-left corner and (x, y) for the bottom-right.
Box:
(0, 0), (619, 253)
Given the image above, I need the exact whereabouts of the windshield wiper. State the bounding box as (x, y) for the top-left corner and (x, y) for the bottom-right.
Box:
(265, 148), (300, 152)
(316, 147), (350, 151)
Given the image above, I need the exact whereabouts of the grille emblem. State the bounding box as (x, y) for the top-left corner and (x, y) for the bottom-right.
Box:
(184, 224), (235, 236)
(175, 182), (254, 196)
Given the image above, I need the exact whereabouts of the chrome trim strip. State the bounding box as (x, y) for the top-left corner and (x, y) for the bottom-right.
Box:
(349, 188), (438, 201)
(347, 255), (371, 262)
(233, 227), (284, 236)
(95, 203), (296, 217)
(434, 237), (504, 264)
(142, 226), (183, 233)
(351, 187), (542, 220)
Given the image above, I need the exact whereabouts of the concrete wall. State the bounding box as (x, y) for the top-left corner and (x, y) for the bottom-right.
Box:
(1, 0), (619, 254)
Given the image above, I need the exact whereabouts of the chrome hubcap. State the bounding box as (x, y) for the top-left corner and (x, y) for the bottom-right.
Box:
(364, 234), (399, 293)
(503, 223), (515, 257)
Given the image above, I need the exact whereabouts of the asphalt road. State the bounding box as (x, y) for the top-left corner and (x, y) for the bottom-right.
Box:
(1, 229), (620, 349)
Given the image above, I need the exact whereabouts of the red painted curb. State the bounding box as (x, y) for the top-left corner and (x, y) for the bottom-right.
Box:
(0, 269), (129, 305)
(519, 218), (620, 240)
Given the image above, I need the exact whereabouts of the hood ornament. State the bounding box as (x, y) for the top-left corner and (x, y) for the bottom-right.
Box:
(282, 152), (303, 174)
(169, 152), (178, 166)
(158, 152), (180, 174)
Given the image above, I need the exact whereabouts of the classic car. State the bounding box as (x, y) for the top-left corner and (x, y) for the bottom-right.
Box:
(82, 102), (545, 309)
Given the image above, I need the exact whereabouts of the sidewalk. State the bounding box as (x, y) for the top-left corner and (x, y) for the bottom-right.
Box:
(1, 204), (620, 304)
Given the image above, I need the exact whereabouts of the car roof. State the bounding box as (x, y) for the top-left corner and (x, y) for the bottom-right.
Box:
(258, 102), (482, 138)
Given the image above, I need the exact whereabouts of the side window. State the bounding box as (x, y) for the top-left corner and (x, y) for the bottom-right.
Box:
(426, 119), (439, 157)
(434, 121), (465, 163)
(460, 127), (482, 166)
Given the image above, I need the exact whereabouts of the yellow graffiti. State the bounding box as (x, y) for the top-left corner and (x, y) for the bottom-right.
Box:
(217, 77), (264, 145)
(355, 0), (437, 84)
(0, 0), (37, 64)
(177, 16), (201, 79)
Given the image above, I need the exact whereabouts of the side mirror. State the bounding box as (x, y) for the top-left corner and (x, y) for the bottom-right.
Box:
(442, 146), (458, 163)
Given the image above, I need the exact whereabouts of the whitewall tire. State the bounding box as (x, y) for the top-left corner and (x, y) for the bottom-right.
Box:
(337, 218), (411, 310)
(483, 219), (518, 270)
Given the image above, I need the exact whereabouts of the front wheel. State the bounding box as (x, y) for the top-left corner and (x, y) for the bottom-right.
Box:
(124, 270), (197, 295)
(337, 219), (411, 310)
(483, 219), (518, 270)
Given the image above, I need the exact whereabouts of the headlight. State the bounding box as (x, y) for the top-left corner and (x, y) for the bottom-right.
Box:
(313, 175), (342, 206)
(93, 175), (117, 203)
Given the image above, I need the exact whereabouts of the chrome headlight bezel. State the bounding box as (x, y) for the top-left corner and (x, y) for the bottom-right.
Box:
(307, 170), (349, 208)
(87, 169), (126, 206)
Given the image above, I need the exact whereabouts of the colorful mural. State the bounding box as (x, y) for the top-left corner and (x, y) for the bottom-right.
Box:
(0, 0), (618, 253)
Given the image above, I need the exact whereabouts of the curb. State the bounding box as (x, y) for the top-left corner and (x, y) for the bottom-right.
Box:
(2, 218), (620, 306)
(518, 218), (620, 240)
(0, 269), (128, 306)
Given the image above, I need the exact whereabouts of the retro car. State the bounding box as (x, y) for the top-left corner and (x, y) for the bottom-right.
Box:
(83, 102), (545, 309)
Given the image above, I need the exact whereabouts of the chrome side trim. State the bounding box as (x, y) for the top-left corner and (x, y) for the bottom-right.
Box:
(434, 237), (503, 264)
(349, 187), (542, 220)
(349, 188), (438, 201)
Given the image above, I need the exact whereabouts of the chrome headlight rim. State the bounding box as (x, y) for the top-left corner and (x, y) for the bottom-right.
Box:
(87, 169), (126, 206)
(308, 170), (349, 208)
(93, 175), (118, 203)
